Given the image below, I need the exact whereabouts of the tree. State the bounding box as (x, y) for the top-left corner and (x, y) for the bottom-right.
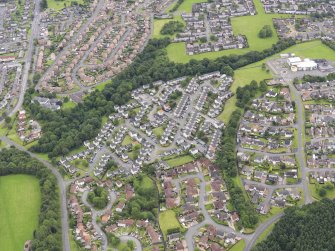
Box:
(318, 188), (326, 197)
(258, 25), (273, 38)
(4, 116), (11, 125)
(40, 0), (48, 10)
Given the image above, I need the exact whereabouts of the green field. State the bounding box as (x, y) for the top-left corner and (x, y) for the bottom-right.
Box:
(308, 182), (335, 201)
(159, 210), (181, 238)
(229, 240), (246, 251)
(153, 15), (184, 39)
(0, 175), (41, 251)
(47, 0), (84, 11)
(166, 155), (194, 167)
(62, 101), (76, 110)
(134, 175), (154, 189)
(176, 0), (207, 12)
(153, 127), (164, 137)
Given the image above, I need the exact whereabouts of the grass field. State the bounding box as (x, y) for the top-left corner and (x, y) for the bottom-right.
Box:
(47, 0), (84, 11)
(166, 154), (194, 167)
(0, 175), (41, 251)
(62, 101), (76, 110)
(153, 15), (184, 39)
(308, 182), (335, 201)
(134, 175), (154, 190)
(229, 240), (246, 251)
(159, 210), (181, 238)
(176, 0), (207, 12)
(153, 127), (164, 137)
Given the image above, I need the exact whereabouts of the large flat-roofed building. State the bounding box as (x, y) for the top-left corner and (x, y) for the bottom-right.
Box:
(287, 57), (318, 71)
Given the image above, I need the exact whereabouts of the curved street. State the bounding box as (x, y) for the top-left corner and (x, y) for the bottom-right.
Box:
(82, 189), (117, 251)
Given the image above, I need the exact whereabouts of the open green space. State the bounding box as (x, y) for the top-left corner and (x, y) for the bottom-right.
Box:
(47, 0), (84, 11)
(166, 154), (194, 167)
(159, 210), (181, 238)
(0, 175), (41, 251)
(176, 0), (207, 12)
(122, 135), (134, 146)
(134, 175), (153, 190)
(62, 101), (76, 110)
(308, 182), (335, 201)
(229, 240), (246, 251)
(153, 127), (164, 138)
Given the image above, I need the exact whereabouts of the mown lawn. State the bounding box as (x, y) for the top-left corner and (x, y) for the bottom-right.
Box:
(176, 0), (207, 12)
(229, 240), (246, 251)
(62, 101), (76, 110)
(0, 175), (41, 251)
(47, 0), (84, 11)
(166, 155), (194, 167)
(153, 15), (185, 39)
(159, 210), (181, 238)
(308, 183), (335, 201)
(134, 175), (154, 190)
(153, 126), (164, 137)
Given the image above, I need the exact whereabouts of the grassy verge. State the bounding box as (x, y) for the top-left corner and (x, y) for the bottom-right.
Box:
(159, 210), (181, 238)
(166, 154), (194, 167)
(0, 175), (41, 251)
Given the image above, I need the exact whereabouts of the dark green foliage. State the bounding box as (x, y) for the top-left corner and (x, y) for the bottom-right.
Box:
(0, 148), (62, 250)
(253, 199), (335, 251)
(40, 0), (48, 10)
(236, 80), (259, 108)
(258, 25), (273, 38)
(121, 175), (158, 221)
(88, 185), (109, 209)
(160, 21), (184, 35)
(107, 233), (120, 247)
(215, 80), (264, 228)
(170, 0), (184, 12)
(301, 72), (335, 83)
(322, 39), (335, 51)
(27, 38), (295, 157)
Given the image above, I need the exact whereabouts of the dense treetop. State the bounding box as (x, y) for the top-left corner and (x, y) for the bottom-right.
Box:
(253, 199), (335, 251)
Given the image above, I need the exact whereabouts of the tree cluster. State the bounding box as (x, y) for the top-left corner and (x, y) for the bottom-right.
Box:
(322, 39), (335, 51)
(120, 175), (158, 221)
(88, 185), (109, 209)
(258, 25), (273, 38)
(301, 72), (335, 83)
(160, 21), (184, 35)
(253, 199), (335, 251)
(236, 80), (259, 108)
(26, 37), (295, 158)
(215, 80), (265, 228)
(0, 148), (62, 251)
(169, 0), (184, 12)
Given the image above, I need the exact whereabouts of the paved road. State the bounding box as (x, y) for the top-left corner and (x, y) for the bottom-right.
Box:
(8, 0), (40, 118)
(244, 213), (283, 251)
(82, 189), (117, 251)
(287, 81), (313, 204)
(119, 236), (143, 251)
(1, 136), (71, 251)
